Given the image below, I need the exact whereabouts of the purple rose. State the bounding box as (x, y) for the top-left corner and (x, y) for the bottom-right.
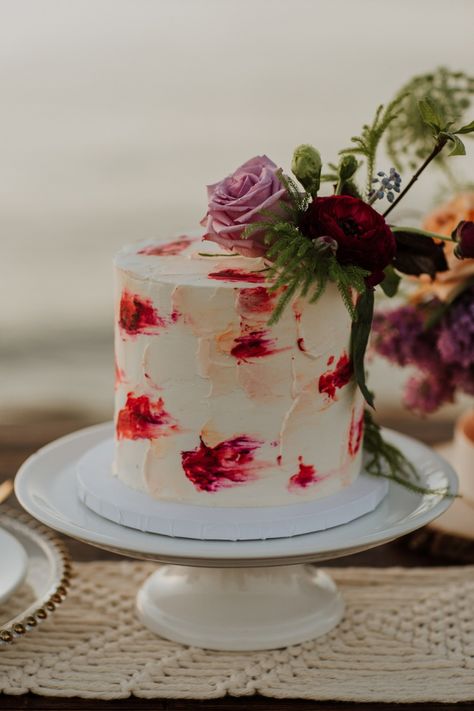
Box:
(201, 155), (288, 258)
(453, 220), (474, 259)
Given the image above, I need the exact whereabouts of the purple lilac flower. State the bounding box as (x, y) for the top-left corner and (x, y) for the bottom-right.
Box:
(372, 288), (474, 414)
(372, 306), (435, 366)
(403, 371), (455, 414)
(436, 290), (474, 369)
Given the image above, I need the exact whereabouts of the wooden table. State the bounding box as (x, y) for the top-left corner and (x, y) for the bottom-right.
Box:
(1, 416), (467, 711)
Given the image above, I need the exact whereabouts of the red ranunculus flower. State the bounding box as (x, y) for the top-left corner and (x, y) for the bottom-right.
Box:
(301, 195), (396, 286)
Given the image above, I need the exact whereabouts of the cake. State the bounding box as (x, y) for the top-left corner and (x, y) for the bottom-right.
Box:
(113, 233), (364, 508)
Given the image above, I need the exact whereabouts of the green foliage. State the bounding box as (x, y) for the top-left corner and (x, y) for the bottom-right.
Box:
(320, 157), (363, 198)
(385, 68), (474, 177)
(363, 411), (453, 496)
(198, 252), (239, 257)
(380, 265), (401, 297)
(417, 96), (474, 156)
(242, 217), (369, 326)
(275, 169), (309, 219)
(340, 102), (401, 199)
(350, 290), (375, 408)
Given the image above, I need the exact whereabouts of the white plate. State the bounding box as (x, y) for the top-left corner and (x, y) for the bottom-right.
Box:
(0, 527), (28, 604)
(0, 506), (71, 645)
(15, 422), (458, 567)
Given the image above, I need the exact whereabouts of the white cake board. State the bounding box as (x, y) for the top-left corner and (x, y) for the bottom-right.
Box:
(75, 438), (389, 541)
(15, 423), (457, 650)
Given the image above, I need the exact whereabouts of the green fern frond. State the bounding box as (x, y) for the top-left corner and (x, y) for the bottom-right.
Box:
(276, 170), (309, 218)
(340, 101), (401, 198)
(363, 410), (454, 497)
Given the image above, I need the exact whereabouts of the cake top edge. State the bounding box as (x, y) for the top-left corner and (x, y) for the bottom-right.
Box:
(114, 231), (270, 286)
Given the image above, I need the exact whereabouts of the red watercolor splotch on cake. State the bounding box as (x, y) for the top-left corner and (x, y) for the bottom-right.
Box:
(116, 393), (179, 440)
(288, 456), (320, 490)
(181, 435), (264, 492)
(230, 329), (280, 361)
(208, 268), (266, 283)
(297, 337), (306, 352)
(348, 407), (364, 457)
(318, 352), (353, 399)
(237, 287), (275, 315)
(138, 237), (195, 256)
(119, 291), (167, 335)
(170, 308), (181, 324)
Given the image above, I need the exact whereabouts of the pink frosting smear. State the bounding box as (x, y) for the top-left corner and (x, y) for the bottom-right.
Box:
(230, 329), (280, 361)
(208, 268), (266, 283)
(318, 352), (353, 399)
(237, 287), (275, 314)
(181, 435), (264, 492)
(114, 360), (126, 390)
(348, 408), (364, 457)
(138, 237), (195, 256)
(116, 393), (179, 440)
(288, 456), (320, 490)
(119, 291), (167, 335)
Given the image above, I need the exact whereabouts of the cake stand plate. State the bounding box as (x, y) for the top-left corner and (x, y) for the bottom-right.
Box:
(76, 433), (389, 540)
(15, 423), (457, 651)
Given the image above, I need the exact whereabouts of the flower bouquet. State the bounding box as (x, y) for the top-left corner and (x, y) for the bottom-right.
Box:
(200, 71), (474, 493)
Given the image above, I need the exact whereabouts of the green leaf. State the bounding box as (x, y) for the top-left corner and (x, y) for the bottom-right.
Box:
(447, 133), (466, 156)
(350, 290), (375, 408)
(380, 265), (401, 297)
(363, 410), (453, 496)
(418, 97), (444, 131)
(456, 119), (474, 134)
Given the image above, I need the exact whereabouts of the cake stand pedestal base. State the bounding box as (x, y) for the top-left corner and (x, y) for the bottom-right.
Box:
(136, 563), (343, 651)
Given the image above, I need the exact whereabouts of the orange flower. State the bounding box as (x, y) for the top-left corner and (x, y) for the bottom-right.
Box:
(412, 192), (474, 303)
(423, 192), (474, 237)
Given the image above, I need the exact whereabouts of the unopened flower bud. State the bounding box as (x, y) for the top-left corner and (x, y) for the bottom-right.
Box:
(453, 220), (474, 259)
(339, 155), (358, 181)
(312, 235), (338, 255)
(291, 144), (322, 196)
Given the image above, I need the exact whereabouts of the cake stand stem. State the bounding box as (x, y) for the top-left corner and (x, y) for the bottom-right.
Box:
(136, 563), (344, 651)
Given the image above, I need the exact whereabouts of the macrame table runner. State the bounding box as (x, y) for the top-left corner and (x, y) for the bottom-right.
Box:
(1, 561), (474, 703)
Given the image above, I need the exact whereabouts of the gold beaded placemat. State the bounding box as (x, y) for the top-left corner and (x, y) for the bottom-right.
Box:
(1, 561), (474, 702)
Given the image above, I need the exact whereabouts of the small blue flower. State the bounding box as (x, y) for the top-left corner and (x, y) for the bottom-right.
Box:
(370, 168), (402, 204)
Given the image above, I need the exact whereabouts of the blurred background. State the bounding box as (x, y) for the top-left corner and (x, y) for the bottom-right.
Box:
(1, 0), (473, 429)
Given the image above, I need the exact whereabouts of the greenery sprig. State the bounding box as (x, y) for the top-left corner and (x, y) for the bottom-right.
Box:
(385, 67), (474, 177)
(383, 96), (474, 217)
(243, 216), (369, 325)
(340, 101), (401, 199)
(363, 411), (453, 497)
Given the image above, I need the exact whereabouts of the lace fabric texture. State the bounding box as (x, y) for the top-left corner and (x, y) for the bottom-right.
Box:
(1, 561), (474, 702)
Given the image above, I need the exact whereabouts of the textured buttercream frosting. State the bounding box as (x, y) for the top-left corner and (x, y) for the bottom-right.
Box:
(113, 233), (364, 507)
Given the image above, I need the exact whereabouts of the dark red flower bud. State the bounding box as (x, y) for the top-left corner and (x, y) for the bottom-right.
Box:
(453, 220), (474, 259)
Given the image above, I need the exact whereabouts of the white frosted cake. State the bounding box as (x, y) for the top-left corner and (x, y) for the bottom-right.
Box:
(113, 233), (364, 508)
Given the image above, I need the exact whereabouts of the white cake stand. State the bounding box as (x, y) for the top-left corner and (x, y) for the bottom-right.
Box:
(15, 423), (457, 651)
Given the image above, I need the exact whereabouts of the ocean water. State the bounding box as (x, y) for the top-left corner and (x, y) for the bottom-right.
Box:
(2, 0), (472, 421)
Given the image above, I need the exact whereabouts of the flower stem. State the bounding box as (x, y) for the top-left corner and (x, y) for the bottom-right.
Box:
(383, 136), (449, 218)
(390, 225), (455, 243)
